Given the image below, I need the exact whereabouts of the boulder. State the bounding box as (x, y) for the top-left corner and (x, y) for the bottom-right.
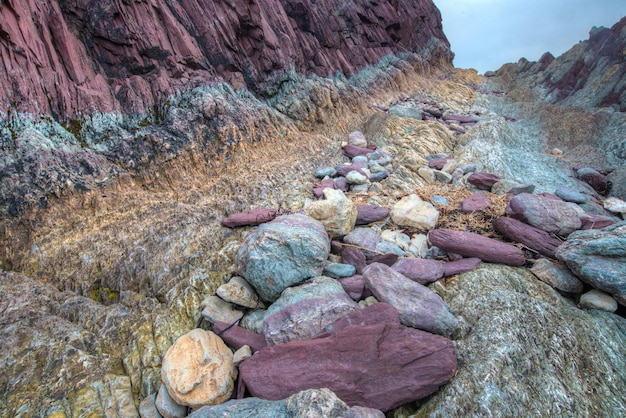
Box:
(238, 322), (457, 412)
(355, 205), (390, 225)
(603, 196), (626, 215)
(442, 257), (482, 276)
(530, 259), (584, 293)
(556, 222), (626, 304)
(442, 114), (477, 123)
(323, 262), (357, 278)
(368, 253), (400, 266)
(411, 264), (626, 417)
(212, 322), (267, 353)
(362, 263), (457, 335)
(506, 193), (583, 236)
(492, 216), (563, 259)
(161, 329), (236, 409)
(554, 187), (587, 204)
(262, 277), (358, 345)
(321, 302), (400, 335)
(428, 157), (448, 170)
(188, 388), (350, 418)
(579, 290), (618, 312)
(428, 229), (526, 266)
(305, 188), (357, 238)
(391, 194), (440, 230)
(391, 257), (445, 285)
(221, 208), (277, 228)
(460, 193), (492, 212)
(467, 172), (502, 190)
(235, 214), (330, 302)
(216, 276), (262, 309)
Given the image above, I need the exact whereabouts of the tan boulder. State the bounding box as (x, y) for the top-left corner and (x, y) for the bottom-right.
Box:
(305, 188), (357, 238)
(161, 329), (236, 409)
(391, 194), (439, 231)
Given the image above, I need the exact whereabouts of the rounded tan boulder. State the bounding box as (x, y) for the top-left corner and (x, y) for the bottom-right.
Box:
(161, 329), (236, 408)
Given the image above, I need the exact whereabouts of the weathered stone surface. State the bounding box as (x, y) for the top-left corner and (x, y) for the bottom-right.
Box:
(200, 295), (244, 325)
(221, 209), (278, 228)
(604, 196), (626, 215)
(262, 277), (358, 345)
(0, 0), (452, 117)
(411, 264), (626, 417)
(391, 257), (445, 285)
(442, 114), (477, 123)
(190, 388), (353, 417)
(305, 189), (357, 238)
(388, 105), (423, 120)
(343, 228), (404, 259)
(362, 263), (457, 335)
(442, 257), (482, 276)
(212, 322), (267, 353)
(467, 172), (502, 190)
(391, 194), (440, 230)
(235, 214), (330, 302)
(238, 322), (456, 412)
(356, 205), (390, 225)
(556, 222), (626, 304)
(139, 394), (161, 418)
(460, 193), (491, 212)
(579, 290), (618, 312)
(506, 193), (583, 236)
(161, 329), (236, 409)
(216, 276), (262, 310)
(321, 302), (400, 335)
(338, 275), (365, 300)
(492, 216), (563, 259)
(491, 179), (535, 195)
(156, 384), (187, 418)
(312, 178), (337, 199)
(608, 167), (626, 200)
(428, 157), (448, 170)
(530, 259), (584, 294)
(428, 229), (526, 266)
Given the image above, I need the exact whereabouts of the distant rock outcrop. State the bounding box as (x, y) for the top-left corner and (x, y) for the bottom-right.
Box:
(0, 0), (451, 117)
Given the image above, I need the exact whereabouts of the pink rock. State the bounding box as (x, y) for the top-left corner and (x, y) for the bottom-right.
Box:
(506, 193), (582, 236)
(428, 229), (526, 266)
(492, 216), (562, 258)
(467, 172), (502, 190)
(321, 302), (400, 335)
(424, 108), (443, 118)
(355, 205), (390, 225)
(337, 275), (365, 300)
(368, 253), (399, 267)
(391, 258), (445, 285)
(442, 114), (476, 123)
(335, 163), (368, 177)
(428, 158), (448, 170)
(312, 179), (336, 199)
(442, 257), (482, 276)
(579, 213), (617, 230)
(212, 321), (267, 353)
(221, 208), (277, 228)
(460, 194), (491, 212)
(341, 247), (367, 274)
(343, 144), (373, 159)
(238, 323), (456, 412)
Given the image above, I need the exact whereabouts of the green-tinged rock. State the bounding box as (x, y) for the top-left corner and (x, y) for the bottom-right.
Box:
(235, 214), (331, 302)
(188, 388), (350, 418)
(556, 221), (626, 304)
(402, 264), (626, 417)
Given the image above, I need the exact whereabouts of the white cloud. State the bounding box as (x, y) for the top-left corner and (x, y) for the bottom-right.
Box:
(435, 0), (626, 73)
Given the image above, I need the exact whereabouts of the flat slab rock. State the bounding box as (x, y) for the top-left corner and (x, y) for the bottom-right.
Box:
(355, 205), (390, 225)
(493, 216), (563, 259)
(467, 172), (501, 190)
(238, 322), (456, 412)
(221, 208), (278, 228)
(428, 229), (526, 266)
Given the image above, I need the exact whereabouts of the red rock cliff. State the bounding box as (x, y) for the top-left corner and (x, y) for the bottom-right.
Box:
(0, 0), (451, 118)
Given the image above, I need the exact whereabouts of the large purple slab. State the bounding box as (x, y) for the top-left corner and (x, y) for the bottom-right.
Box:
(492, 216), (563, 258)
(391, 258), (445, 285)
(467, 172), (502, 190)
(355, 205), (390, 225)
(222, 208), (278, 228)
(442, 257), (482, 276)
(213, 321), (268, 353)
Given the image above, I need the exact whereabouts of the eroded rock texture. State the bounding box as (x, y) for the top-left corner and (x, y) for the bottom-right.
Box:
(0, 0), (451, 117)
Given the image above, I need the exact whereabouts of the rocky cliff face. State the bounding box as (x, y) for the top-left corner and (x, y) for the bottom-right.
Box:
(493, 16), (626, 111)
(0, 0), (450, 118)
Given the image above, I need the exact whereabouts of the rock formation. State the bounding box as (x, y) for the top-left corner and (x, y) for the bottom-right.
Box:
(0, 0), (451, 117)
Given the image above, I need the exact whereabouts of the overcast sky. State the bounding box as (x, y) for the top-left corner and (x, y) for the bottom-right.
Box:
(435, 0), (626, 73)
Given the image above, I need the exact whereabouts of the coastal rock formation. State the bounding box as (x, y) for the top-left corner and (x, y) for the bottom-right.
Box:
(0, 0), (451, 117)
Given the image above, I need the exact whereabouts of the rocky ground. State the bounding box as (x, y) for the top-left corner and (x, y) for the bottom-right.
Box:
(1, 24), (626, 418)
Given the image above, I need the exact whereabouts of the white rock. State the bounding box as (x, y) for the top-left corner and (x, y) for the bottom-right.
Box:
(391, 194), (440, 231)
(603, 197), (626, 214)
(161, 329), (237, 408)
(442, 159), (458, 174)
(216, 276), (262, 309)
(348, 131), (368, 147)
(232, 345), (253, 366)
(408, 233), (429, 257)
(579, 289), (618, 312)
(346, 170), (368, 185)
(201, 295), (243, 325)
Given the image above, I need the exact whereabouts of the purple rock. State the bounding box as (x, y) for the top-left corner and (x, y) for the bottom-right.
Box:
(428, 157), (448, 170)
(356, 205), (390, 225)
(238, 322), (456, 412)
(335, 163), (368, 177)
(343, 144), (372, 158)
(460, 194), (491, 212)
(312, 179), (336, 199)
(424, 107), (443, 118)
(368, 253), (399, 266)
(334, 177), (349, 192)
(505, 193), (582, 236)
(576, 167), (609, 194)
(467, 172), (502, 190)
(212, 321), (268, 353)
(442, 114), (477, 123)
(391, 258), (445, 285)
(579, 213), (617, 230)
(342, 246), (367, 274)
(492, 216), (563, 258)
(338, 275), (365, 300)
(442, 257), (482, 276)
(321, 302), (400, 335)
(428, 229), (526, 266)
(222, 208), (278, 228)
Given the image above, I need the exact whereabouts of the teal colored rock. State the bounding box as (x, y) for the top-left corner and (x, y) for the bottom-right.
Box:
(262, 277), (358, 345)
(556, 221), (626, 305)
(188, 388), (349, 418)
(405, 264), (626, 417)
(235, 214), (330, 302)
(323, 262), (357, 278)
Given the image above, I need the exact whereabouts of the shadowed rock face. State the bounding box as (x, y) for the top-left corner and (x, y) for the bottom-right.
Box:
(0, 0), (451, 117)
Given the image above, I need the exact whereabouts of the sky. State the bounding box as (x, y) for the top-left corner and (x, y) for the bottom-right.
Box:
(435, 0), (626, 74)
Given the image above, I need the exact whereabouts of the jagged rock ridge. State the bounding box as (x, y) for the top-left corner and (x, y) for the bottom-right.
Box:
(0, 0), (451, 118)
